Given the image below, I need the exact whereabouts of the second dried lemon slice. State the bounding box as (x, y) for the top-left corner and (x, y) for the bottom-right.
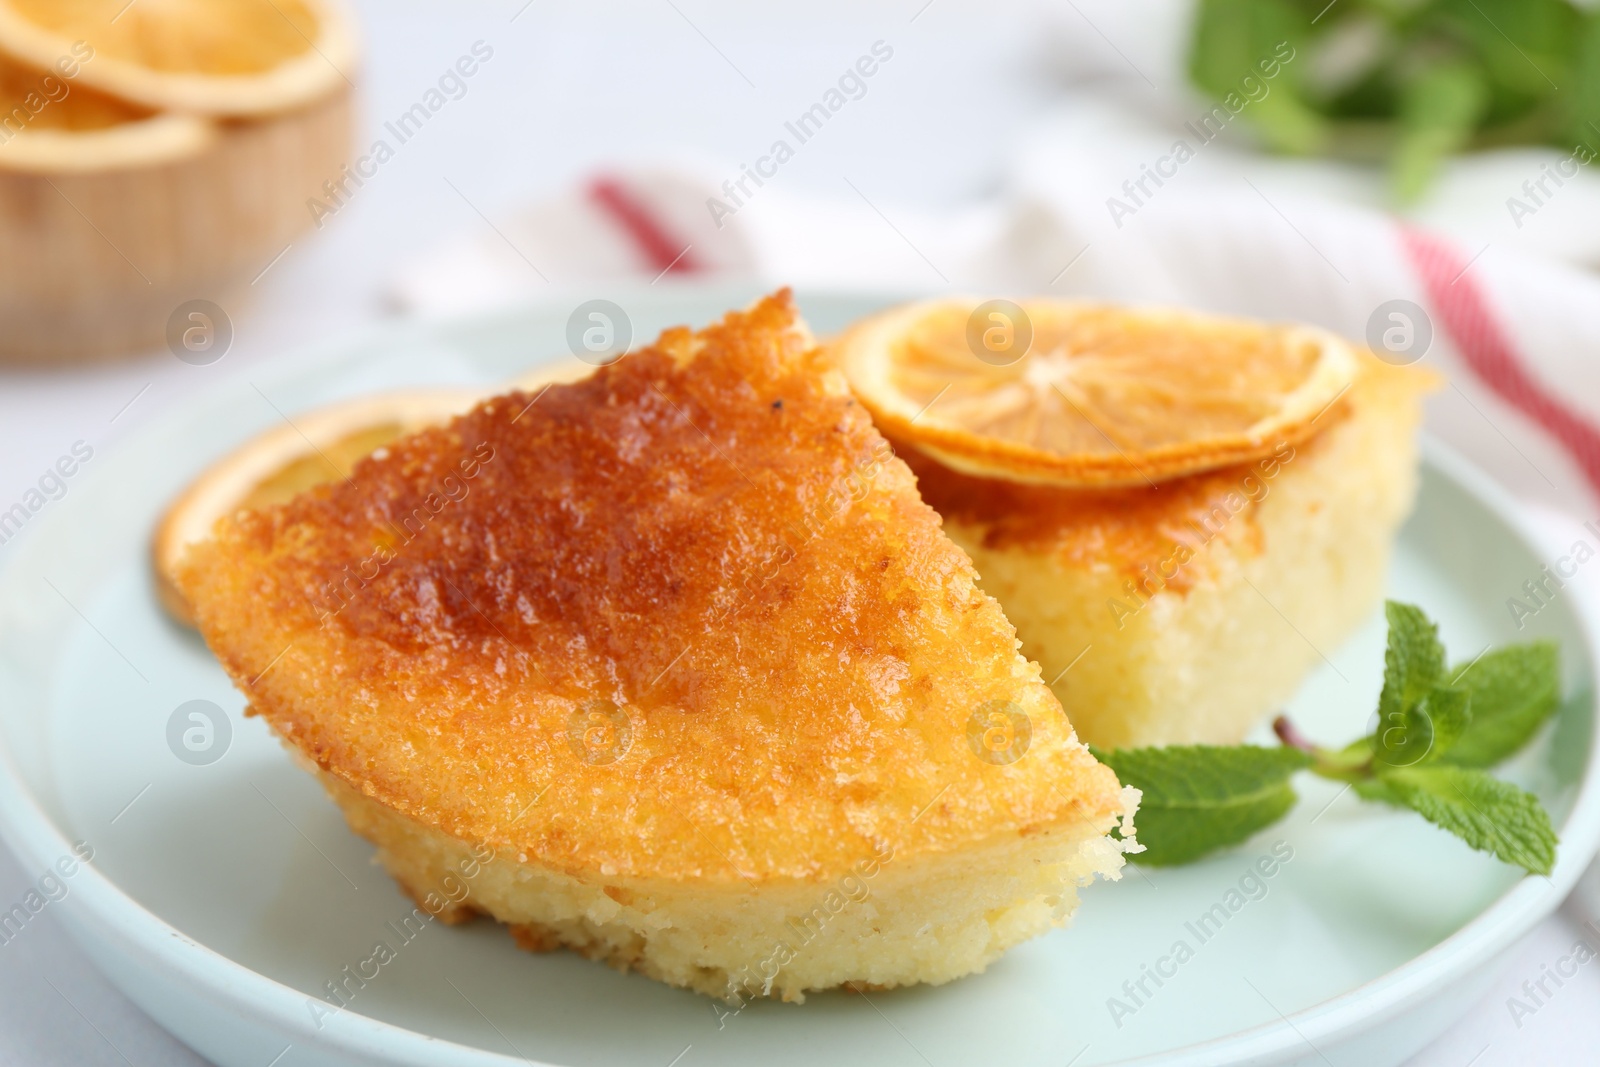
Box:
(833, 298), (1359, 488)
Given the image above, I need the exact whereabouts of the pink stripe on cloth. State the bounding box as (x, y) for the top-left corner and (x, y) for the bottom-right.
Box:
(1400, 224), (1600, 497)
(586, 176), (704, 276)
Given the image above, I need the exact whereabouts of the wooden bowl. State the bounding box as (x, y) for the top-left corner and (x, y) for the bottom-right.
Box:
(0, 81), (353, 364)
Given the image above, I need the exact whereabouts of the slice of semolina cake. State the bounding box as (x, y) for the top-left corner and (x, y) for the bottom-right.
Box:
(175, 291), (1136, 1003)
(899, 354), (1432, 748)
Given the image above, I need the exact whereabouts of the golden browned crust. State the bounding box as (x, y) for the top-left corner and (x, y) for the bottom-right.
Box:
(151, 388), (484, 628)
(152, 361), (600, 629)
(176, 291), (1124, 885)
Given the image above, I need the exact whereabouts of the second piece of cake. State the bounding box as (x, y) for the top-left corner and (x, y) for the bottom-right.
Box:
(836, 299), (1435, 748)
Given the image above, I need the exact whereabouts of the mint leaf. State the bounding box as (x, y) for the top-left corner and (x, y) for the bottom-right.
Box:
(1352, 777), (1402, 806)
(1562, 12), (1600, 150)
(1375, 684), (1471, 769)
(1437, 0), (1576, 103)
(1443, 642), (1561, 767)
(1373, 601), (1447, 767)
(1241, 84), (1328, 155)
(1391, 60), (1488, 204)
(1380, 764), (1557, 875)
(1092, 745), (1312, 866)
(1381, 601), (1447, 714)
(1418, 685), (1472, 760)
(1188, 0), (1306, 101)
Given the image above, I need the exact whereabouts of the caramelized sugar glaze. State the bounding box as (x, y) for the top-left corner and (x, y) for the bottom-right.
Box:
(899, 439), (1300, 594)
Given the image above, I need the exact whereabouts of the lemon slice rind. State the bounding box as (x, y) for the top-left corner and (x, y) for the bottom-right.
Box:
(836, 298), (1361, 489)
(0, 112), (215, 172)
(0, 0), (361, 117)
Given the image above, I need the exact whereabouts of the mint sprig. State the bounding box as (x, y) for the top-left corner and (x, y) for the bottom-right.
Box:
(1097, 601), (1562, 874)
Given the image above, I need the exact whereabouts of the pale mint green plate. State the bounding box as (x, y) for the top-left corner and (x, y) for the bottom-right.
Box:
(0, 288), (1595, 1067)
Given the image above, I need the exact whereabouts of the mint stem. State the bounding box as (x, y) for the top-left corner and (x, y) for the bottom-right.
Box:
(1273, 715), (1315, 753)
(1275, 715), (1373, 782)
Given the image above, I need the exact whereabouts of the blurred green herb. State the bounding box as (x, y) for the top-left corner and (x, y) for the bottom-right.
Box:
(1189, 0), (1600, 202)
(1093, 601), (1562, 874)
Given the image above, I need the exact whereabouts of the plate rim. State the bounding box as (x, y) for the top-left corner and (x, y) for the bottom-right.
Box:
(0, 291), (1595, 1067)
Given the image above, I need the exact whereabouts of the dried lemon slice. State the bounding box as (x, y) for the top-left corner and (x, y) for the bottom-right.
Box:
(0, 52), (212, 171)
(833, 297), (1359, 488)
(0, 0), (359, 117)
(152, 360), (594, 627)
